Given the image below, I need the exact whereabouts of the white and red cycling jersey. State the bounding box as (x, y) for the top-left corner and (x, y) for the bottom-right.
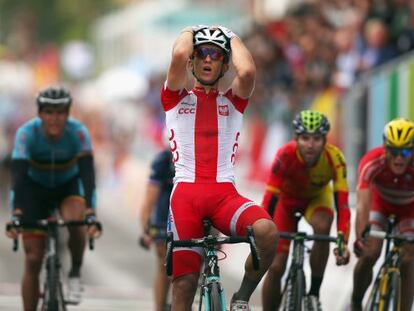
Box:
(161, 84), (248, 184)
(357, 146), (414, 205)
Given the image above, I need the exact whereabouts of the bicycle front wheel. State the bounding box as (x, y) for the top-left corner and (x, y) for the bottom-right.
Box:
(44, 254), (66, 311)
(291, 269), (306, 311)
(45, 254), (59, 310)
(281, 268), (306, 311)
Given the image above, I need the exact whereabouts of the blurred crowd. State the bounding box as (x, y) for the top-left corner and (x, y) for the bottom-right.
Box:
(240, 0), (414, 180)
(143, 0), (414, 181)
(1, 0), (414, 199)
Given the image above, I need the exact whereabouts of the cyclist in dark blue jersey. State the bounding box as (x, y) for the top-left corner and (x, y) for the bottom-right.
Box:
(140, 149), (174, 311)
(5, 86), (100, 311)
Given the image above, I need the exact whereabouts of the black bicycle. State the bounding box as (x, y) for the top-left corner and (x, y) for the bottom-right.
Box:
(165, 219), (260, 311)
(364, 216), (414, 311)
(278, 213), (344, 311)
(6, 216), (102, 311)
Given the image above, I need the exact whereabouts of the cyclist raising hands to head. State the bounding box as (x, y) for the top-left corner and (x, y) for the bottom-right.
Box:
(351, 118), (414, 311)
(261, 110), (351, 311)
(5, 86), (100, 311)
(161, 25), (278, 310)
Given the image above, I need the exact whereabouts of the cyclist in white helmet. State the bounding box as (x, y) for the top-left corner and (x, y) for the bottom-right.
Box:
(161, 25), (278, 311)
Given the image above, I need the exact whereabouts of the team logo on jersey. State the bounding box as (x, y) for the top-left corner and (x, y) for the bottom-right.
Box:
(178, 107), (195, 114)
(218, 105), (229, 116)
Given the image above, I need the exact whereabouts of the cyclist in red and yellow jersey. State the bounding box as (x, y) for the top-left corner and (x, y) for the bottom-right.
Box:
(351, 118), (414, 311)
(261, 110), (351, 311)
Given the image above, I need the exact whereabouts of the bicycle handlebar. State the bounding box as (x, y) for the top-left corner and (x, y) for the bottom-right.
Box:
(6, 218), (103, 251)
(279, 231), (338, 243)
(368, 230), (414, 243)
(165, 225), (260, 276)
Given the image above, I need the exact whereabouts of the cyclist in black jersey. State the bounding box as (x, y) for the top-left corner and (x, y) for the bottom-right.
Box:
(5, 86), (100, 311)
(140, 149), (174, 311)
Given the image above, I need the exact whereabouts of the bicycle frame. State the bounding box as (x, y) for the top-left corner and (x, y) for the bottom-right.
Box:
(165, 219), (260, 311)
(279, 231), (338, 311)
(363, 218), (413, 311)
(41, 220), (66, 311)
(198, 244), (226, 311)
(7, 217), (101, 311)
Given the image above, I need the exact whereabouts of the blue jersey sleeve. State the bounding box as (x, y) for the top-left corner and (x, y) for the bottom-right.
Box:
(11, 127), (31, 160)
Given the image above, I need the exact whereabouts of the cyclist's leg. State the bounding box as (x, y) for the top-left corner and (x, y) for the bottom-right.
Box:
(400, 244), (414, 311)
(149, 188), (171, 311)
(154, 239), (171, 311)
(397, 217), (414, 311)
(168, 183), (205, 309)
(351, 209), (385, 310)
(22, 235), (47, 311)
(171, 273), (199, 309)
(60, 195), (87, 278)
(262, 251), (289, 311)
(17, 179), (48, 311)
(351, 237), (382, 310)
(304, 191), (334, 298)
(261, 196), (297, 311)
(209, 183), (277, 305)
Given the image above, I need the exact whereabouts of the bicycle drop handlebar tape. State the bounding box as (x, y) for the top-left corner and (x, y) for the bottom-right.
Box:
(165, 232), (174, 276)
(336, 233), (345, 257)
(6, 223), (20, 252)
(247, 226), (260, 270)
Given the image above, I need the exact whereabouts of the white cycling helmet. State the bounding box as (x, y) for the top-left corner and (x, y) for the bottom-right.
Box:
(193, 27), (231, 55)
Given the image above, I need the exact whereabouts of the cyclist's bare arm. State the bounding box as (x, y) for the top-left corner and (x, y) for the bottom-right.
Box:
(355, 188), (371, 239)
(228, 36), (256, 99)
(140, 183), (161, 231)
(166, 29), (193, 91)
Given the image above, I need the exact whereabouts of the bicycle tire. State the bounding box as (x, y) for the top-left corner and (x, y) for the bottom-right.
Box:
(209, 281), (224, 311)
(290, 269), (305, 311)
(280, 268), (305, 311)
(280, 272), (290, 311)
(45, 254), (60, 311)
(58, 281), (67, 311)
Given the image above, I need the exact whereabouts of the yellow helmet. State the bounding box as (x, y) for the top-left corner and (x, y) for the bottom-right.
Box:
(383, 118), (414, 148)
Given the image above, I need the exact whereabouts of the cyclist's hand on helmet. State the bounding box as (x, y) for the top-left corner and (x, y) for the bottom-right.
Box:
(5, 209), (22, 239)
(85, 209), (102, 238)
(216, 26), (238, 40)
(353, 238), (366, 258)
(184, 24), (208, 34)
